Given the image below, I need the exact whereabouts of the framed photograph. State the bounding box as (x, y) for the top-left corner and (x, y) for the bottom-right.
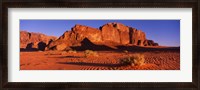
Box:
(1, 0), (199, 89)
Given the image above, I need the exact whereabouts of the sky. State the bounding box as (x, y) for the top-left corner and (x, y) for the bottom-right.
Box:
(20, 20), (180, 46)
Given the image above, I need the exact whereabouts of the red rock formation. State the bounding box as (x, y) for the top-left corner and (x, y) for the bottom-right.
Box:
(47, 22), (159, 51)
(101, 23), (130, 45)
(48, 24), (103, 50)
(144, 40), (159, 46)
(101, 23), (120, 44)
(129, 27), (146, 46)
(20, 31), (57, 51)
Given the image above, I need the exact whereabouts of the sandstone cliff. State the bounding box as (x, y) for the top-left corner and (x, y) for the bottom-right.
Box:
(47, 22), (158, 51)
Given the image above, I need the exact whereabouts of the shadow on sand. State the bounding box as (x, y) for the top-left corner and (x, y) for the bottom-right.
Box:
(20, 38), (180, 53)
(116, 46), (180, 53)
(71, 38), (180, 53)
(51, 56), (83, 58)
(71, 38), (116, 51)
(57, 62), (124, 67)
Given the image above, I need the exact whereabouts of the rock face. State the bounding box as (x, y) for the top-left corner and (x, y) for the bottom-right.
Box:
(20, 31), (57, 51)
(47, 24), (103, 50)
(48, 22), (159, 51)
(129, 27), (146, 46)
(101, 23), (130, 45)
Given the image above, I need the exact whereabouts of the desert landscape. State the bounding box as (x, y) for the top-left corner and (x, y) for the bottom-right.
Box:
(20, 22), (180, 70)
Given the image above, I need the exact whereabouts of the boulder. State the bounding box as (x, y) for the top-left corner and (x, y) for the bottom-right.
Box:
(55, 43), (68, 51)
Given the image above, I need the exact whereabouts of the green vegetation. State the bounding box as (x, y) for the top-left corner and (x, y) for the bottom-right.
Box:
(123, 50), (128, 53)
(68, 50), (77, 53)
(84, 50), (99, 57)
(119, 54), (145, 66)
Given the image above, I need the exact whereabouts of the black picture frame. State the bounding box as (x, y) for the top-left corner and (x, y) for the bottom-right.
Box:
(1, 0), (199, 89)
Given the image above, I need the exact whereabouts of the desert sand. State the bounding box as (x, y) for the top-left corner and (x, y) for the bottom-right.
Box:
(20, 46), (180, 70)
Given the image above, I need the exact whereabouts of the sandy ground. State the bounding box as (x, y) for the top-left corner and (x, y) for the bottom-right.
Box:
(20, 49), (180, 70)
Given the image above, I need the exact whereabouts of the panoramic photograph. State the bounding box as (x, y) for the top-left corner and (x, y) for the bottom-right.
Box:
(20, 20), (180, 70)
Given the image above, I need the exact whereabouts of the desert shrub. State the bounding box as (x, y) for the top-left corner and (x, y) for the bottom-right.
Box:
(123, 50), (128, 53)
(61, 51), (67, 55)
(84, 50), (98, 57)
(38, 50), (43, 52)
(68, 50), (77, 53)
(119, 54), (145, 66)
